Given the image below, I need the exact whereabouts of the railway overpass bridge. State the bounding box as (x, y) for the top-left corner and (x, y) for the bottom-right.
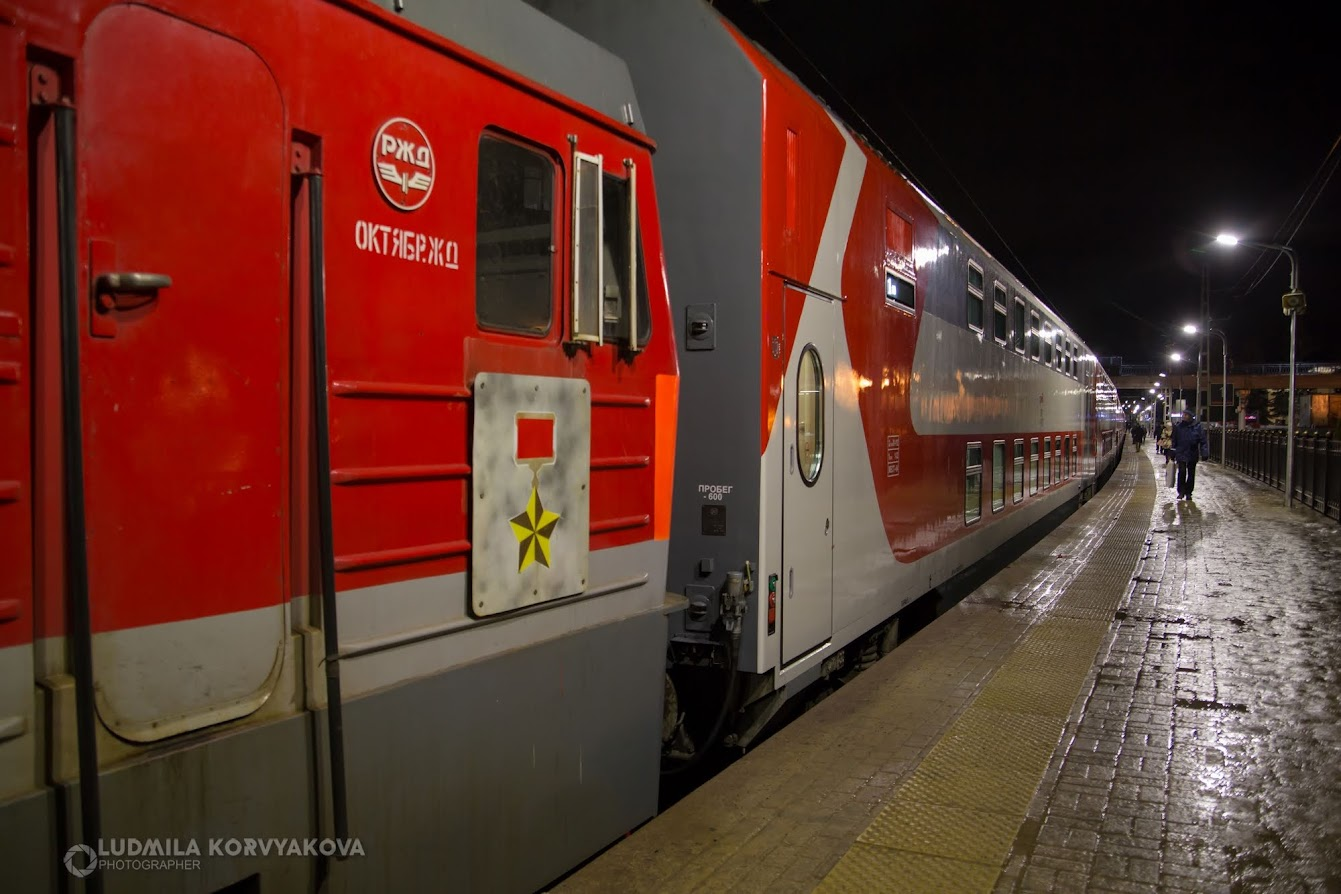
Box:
(1107, 360), (1341, 428)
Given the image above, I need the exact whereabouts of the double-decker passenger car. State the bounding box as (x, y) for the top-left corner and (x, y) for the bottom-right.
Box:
(534, 0), (1124, 760)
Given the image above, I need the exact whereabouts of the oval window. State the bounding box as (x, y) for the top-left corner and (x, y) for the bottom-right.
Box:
(797, 346), (824, 485)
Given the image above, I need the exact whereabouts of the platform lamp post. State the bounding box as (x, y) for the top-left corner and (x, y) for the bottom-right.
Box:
(1185, 323), (1229, 463)
(1214, 234), (1302, 508)
(1169, 353), (1186, 414)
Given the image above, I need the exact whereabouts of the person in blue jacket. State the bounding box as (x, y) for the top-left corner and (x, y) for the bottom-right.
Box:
(1170, 409), (1210, 499)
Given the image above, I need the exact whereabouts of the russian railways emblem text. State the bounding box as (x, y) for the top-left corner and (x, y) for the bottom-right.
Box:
(372, 117), (435, 211)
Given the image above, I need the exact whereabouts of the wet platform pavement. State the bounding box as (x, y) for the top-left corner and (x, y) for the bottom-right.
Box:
(554, 446), (1341, 893)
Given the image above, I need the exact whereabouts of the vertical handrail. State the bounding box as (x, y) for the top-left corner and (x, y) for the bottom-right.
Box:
(55, 104), (105, 894)
(306, 170), (350, 846)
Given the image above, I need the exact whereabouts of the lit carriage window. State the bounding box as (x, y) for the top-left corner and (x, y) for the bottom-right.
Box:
(476, 135), (556, 335)
(1012, 297), (1026, 354)
(1064, 435), (1071, 477)
(1053, 332), (1063, 369)
(1029, 311), (1041, 360)
(1044, 436), (1052, 487)
(992, 283), (1007, 346)
(599, 166), (651, 348)
(965, 442), (983, 524)
(571, 147), (603, 343)
(1031, 437), (1040, 494)
(1064, 340), (1073, 375)
(966, 262), (984, 333)
(1042, 323), (1054, 366)
(1013, 439), (1024, 503)
(885, 268), (915, 312)
(992, 441), (1006, 512)
(1054, 438), (1063, 481)
(797, 346), (824, 485)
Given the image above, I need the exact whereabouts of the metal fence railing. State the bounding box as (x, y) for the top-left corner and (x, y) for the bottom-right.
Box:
(1213, 429), (1341, 521)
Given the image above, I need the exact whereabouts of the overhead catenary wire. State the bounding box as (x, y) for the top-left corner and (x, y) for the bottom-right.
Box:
(1228, 132), (1340, 298)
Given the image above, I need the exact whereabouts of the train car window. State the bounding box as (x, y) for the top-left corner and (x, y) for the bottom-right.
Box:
(1030, 437), (1040, 494)
(1042, 323), (1053, 366)
(571, 149), (603, 343)
(1012, 297), (1026, 354)
(966, 262), (985, 333)
(1055, 438), (1063, 481)
(1064, 340), (1073, 375)
(1064, 435), (1071, 477)
(992, 283), (1007, 346)
(1030, 311), (1041, 360)
(991, 441), (1006, 511)
(476, 135), (556, 335)
(965, 442), (983, 524)
(1053, 333), (1063, 369)
(1044, 436), (1053, 487)
(797, 346), (825, 485)
(1013, 439), (1025, 503)
(885, 268), (915, 313)
(600, 170), (651, 347)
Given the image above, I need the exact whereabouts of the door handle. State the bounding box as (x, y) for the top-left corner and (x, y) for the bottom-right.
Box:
(96, 271), (171, 311)
(825, 517), (830, 535)
(788, 567), (794, 598)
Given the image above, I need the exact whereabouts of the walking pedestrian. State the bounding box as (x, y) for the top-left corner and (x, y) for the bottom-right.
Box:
(1170, 409), (1210, 500)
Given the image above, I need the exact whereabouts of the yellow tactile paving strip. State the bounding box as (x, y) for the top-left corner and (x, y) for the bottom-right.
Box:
(819, 458), (1157, 893)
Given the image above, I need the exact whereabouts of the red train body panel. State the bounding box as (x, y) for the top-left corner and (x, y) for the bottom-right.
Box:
(4, 0), (680, 890)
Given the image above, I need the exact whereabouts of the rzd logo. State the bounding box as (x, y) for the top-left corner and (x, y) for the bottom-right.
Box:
(373, 118), (435, 211)
(64, 844), (98, 878)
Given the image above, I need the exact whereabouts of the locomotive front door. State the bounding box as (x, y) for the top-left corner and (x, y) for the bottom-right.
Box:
(781, 285), (835, 665)
(77, 5), (288, 741)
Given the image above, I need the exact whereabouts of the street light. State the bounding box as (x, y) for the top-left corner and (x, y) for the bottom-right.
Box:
(1169, 353), (1187, 413)
(1215, 233), (1303, 508)
(1185, 323), (1229, 463)
(1182, 323), (1202, 418)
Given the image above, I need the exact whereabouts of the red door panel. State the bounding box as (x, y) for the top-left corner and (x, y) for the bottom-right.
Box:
(80, 5), (287, 740)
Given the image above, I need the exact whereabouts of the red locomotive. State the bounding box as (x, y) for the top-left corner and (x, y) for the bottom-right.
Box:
(5, 0), (678, 890)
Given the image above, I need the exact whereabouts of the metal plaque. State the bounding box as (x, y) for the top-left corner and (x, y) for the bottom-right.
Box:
(472, 373), (590, 615)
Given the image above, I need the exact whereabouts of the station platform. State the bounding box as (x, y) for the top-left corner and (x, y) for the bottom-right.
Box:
(553, 445), (1341, 893)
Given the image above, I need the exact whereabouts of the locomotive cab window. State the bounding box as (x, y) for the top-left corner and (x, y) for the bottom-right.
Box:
(599, 168), (651, 347)
(570, 148), (650, 348)
(476, 135), (557, 334)
(966, 262), (984, 333)
(797, 346), (825, 485)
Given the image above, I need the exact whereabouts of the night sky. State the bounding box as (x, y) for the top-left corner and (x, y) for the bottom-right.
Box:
(710, 0), (1340, 367)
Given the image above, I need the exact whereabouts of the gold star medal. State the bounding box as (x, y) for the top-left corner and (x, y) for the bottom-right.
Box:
(510, 473), (561, 572)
